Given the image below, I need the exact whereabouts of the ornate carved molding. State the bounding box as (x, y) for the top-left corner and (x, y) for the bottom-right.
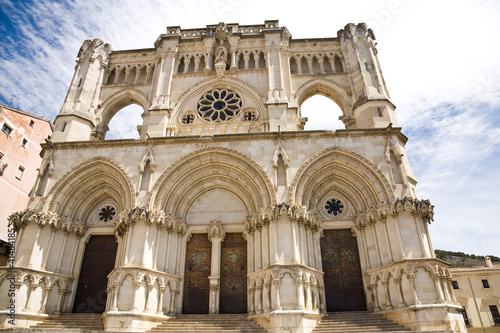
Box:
(8, 209), (87, 236)
(207, 220), (226, 242)
(354, 197), (434, 228)
(245, 203), (321, 233)
(114, 207), (187, 236)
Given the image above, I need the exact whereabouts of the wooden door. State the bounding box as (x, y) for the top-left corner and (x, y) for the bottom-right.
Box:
(182, 233), (212, 314)
(320, 229), (366, 311)
(220, 233), (247, 314)
(73, 235), (117, 313)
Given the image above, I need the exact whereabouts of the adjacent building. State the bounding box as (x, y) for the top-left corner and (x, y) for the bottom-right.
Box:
(0, 21), (467, 333)
(0, 105), (53, 264)
(452, 258), (500, 332)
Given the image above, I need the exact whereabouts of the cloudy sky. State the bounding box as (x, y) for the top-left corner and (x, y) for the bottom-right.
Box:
(1, 0), (499, 256)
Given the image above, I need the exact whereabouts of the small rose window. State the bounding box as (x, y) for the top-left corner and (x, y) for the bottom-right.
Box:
(197, 88), (242, 122)
(99, 206), (116, 223)
(325, 199), (344, 216)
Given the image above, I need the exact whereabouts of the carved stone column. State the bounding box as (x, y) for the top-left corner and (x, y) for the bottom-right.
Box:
(263, 281), (272, 312)
(248, 287), (255, 314)
(432, 273), (446, 304)
(156, 287), (166, 315)
(295, 279), (305, 310)
(370, 284), (381, 311)
(382, 281), (393, 309)
(271, 280), (282, 311)
(130, 281), (142, 311)
(39, 285), (52, 313)
(304, 281), (312, 310)
(111, 283), (121, 311)
(255, 285), (263, 314)
(393, 277), (407, 308)
(208, 220), (225, 314)
(54, 289), (66, 315)
(407, 275), (421, 305)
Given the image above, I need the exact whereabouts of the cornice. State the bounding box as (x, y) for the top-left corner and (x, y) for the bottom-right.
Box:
(42, 127), (406, 150)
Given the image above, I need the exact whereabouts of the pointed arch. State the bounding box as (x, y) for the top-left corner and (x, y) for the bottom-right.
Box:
(294, 79), (353, 118)
(41, 157), (136, 221)
(149, 147), (275, 218)
(96, 88), (149, 130)
(290, 147), (394, 213)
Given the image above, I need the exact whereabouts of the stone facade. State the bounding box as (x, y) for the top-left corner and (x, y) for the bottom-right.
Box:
(0, 21), (466, 332)
(451, 258), (500, 332)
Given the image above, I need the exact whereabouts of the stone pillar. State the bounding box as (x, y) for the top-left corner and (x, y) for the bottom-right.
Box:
(156, 287), (165, 315)
(270, 219), (279, 264)
(382, 281), (393, 309)
(255, 286), (263, 314)
(271, 280), (282, 311)
(263, 281), (272, 312)
(54, 289), (66, 315)
(291, 220), (300, 264)
(432, 273), (446, 304)
(169, 288), (177, 316)
(39, 286), (52, 314)
(144, 284), (155, 312)
(249, 287), (255, 314)
(318, 285), (326, 313)
(407, 275), (421, 305)
(207, 220), (225, 314)
(304, 282), (312, 310)
(394, 277), (407, 308)
(130, 281), (142, 311)
(111, 283), (120, 311)
(262, 222), (270, 267)
(254, 226), (262, 270)
(295, 279), (305, 310)
(370, 284), (381, 311)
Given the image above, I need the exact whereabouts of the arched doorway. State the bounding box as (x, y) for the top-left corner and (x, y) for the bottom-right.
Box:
(320, 229), (366, 311)
(73, 235), (117, 313)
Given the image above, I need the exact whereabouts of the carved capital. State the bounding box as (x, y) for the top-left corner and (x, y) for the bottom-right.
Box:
(207, 220), (226, 242)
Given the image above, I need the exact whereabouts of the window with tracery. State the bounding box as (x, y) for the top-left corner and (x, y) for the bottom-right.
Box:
(197, 89), (242, 122)
(181, 112), (196, 124)
(325, 198), (344, 216)
(99, 206), (116, 223)
(242, 109), (258, 121)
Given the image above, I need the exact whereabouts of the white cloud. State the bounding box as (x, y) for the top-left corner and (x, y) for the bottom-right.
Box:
(1, 0), (499, 255)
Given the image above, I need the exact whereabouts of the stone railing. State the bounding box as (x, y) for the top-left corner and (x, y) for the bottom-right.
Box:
(364, 258), (459, 312)
(248, 265), (326, 315)
(106, 267), (181, 315)
(0, 267), (74, 315)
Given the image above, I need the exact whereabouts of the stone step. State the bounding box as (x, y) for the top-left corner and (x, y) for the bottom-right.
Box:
(149, 314), (266, 333)
(30, 314), (104, 330)
(312, 311), (409, 333)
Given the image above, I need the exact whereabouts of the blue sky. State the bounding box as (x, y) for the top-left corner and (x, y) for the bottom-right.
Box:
(1, 0), (499, 256)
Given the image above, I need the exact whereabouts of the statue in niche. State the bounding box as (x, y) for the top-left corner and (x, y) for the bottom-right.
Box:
(215, 39), (227, 65)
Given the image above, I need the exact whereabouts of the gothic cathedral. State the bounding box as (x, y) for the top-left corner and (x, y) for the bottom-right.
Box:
(1, 21), (466, 333)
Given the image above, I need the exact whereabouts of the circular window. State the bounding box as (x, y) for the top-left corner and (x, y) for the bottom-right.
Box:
(325, 199), (344, 216)
(197, 89), (242, 122)
(242, 109), (258, 121)
(99, 206), (116, 223)
(181, 112), (196, 124)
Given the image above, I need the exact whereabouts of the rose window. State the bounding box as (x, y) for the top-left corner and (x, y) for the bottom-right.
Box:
(325, 198), (344, 216)
(99, 206), (116, 223)
(197, 89), (242, 122)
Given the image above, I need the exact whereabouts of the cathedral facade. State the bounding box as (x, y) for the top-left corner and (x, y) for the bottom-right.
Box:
(0, 21), (466, 332)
